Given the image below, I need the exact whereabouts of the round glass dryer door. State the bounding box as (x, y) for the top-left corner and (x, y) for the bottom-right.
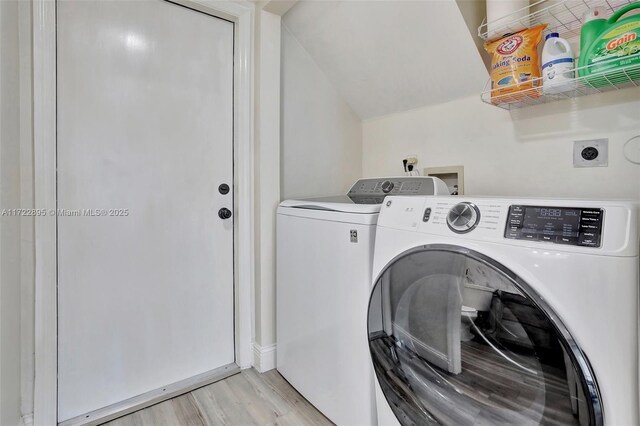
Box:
(368, 245), (603, 426)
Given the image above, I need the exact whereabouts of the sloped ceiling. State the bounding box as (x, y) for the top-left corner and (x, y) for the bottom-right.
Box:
(283, 0), (489, 119)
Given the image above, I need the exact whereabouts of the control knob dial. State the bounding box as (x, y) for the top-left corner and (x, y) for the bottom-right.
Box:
(381, 180), (395, 193)
(447, 202), (480, 233)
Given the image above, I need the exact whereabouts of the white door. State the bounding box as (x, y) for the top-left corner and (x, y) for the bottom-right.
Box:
(56, 0), (235, 421)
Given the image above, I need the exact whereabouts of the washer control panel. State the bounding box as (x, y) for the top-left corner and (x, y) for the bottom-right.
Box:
(347, 177), (438, 204)
(505, 205), (604, 247)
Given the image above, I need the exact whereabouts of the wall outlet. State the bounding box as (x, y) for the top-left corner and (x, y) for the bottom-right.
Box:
(405, 155), (418, 166)
(574, 139), (608, 168)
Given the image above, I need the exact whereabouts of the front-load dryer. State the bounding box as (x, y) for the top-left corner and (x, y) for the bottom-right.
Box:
(368, 196), (639, 425)
(277, 177), (448, 425)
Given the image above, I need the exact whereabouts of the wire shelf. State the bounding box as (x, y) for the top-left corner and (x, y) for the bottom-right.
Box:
(478, 0), (636, 43)
(480, 57), (640, 110)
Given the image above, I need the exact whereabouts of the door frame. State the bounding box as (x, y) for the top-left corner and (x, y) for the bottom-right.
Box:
(32, 1), (255, 424)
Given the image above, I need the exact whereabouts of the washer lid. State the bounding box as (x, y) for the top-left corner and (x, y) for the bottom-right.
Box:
(279, 195), (383, 214)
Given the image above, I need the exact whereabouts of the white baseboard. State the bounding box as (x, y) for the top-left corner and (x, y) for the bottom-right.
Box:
(252, 342), (277, 373)
(20, 413), (34, 426)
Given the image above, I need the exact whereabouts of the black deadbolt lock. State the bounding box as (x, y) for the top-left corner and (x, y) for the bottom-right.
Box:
(219, 183), (230, 195)
(218, 208), (232, 220)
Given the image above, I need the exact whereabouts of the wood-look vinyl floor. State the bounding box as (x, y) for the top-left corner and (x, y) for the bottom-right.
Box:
(101, 369), (334, 426)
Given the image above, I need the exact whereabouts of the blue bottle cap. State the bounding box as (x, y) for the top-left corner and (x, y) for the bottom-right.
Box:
(545, 32), (560, 40)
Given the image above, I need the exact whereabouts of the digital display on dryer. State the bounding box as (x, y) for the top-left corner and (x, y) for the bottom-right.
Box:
(505, 205), (603, 247)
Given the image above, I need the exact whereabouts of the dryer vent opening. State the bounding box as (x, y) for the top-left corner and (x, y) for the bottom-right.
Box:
(367, 245), (602, 426)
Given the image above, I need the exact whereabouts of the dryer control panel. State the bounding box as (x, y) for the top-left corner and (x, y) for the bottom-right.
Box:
(505, 205), (603, 248)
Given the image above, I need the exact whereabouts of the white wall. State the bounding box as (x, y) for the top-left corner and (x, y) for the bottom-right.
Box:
(363, 89), (640, 200)
(254, 7), (281, 371)
(1, 1), (24, 425)
(455, 0), (490, 70)
(282, 0), (487, 119)
(280, 24), (363, 199)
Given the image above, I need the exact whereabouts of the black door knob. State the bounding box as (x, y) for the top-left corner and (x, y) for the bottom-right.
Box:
(219, 183), (230, 195)
(218, 208), (232, 220)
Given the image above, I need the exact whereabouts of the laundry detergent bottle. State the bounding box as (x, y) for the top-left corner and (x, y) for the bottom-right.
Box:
(578, 2), (640, 82)
(542, 32), (576, 94)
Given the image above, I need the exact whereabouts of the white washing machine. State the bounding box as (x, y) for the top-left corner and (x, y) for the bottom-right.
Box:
(276, 177), (448, 425)
(368, 196), (639, 426)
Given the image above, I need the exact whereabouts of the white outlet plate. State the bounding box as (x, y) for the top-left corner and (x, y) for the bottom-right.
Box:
(574, 139), (608, 168)
(406, 155), (418, 165)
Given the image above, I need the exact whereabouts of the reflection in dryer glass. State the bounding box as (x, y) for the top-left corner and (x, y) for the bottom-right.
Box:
(368, 248), (598, 425)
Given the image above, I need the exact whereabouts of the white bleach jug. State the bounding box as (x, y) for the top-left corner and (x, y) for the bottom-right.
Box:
(542, 32), (576, 94)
